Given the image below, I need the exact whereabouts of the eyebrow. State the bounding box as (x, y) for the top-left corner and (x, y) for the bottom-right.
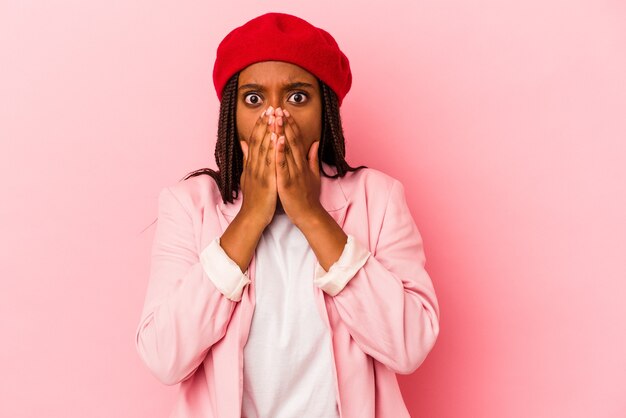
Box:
(238, 82), (315, 92)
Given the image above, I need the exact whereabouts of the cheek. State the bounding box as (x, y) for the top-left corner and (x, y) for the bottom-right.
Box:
(236, 115), (254, 142)
(296, 114), (321, 140)
(307, 120), (322, 143)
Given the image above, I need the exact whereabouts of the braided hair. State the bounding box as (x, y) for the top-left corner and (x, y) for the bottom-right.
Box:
(179, 71), (367, 203)
(140, 71), (366, 233)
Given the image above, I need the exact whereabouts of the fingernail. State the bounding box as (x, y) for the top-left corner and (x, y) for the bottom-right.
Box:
(275, 107), (284, 117)
(277, 116), (283, 126)
(268, 115), (275, 125)
(283, 109), (290, 117)
(271, 132), (277, 141)
(266, 106), (274, 116)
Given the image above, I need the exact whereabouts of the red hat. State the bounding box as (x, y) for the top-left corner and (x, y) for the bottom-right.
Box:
(213, 12), (352, 106)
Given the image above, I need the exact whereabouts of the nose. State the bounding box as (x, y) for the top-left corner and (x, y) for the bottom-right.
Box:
(265, 93), (285, 113)
(267, 101), (282, 112)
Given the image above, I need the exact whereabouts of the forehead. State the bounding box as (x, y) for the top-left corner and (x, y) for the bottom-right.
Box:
(239, 61), (316, 84)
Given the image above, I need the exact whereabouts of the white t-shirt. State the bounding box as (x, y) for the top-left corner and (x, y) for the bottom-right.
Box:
(240, 207), (340, 418)
(200, 204), (371, 417)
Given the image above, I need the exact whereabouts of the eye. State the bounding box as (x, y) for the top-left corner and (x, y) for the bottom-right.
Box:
(243, 93), (262, 105)
(288, 91), (308, 104)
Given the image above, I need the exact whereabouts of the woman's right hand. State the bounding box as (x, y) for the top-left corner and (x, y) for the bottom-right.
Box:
(239, 106), (279, 228)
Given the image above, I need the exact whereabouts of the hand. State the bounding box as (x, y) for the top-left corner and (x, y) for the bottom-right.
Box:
(239, 106), (279, 228)
(273, 108), (323, 227)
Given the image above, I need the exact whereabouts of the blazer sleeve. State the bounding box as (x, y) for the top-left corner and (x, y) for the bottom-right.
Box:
(316, 179), (440, 375)
(135, 186), (250, 386)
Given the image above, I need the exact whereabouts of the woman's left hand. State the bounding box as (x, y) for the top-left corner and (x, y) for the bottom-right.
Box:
(274, 110), (323, 227)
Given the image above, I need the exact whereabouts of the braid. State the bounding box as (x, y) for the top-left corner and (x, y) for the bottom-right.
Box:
(180, 73), (368, 204)
(140, 73), (367, 233)
(175, 72), (239, 204)
(319, 80), (368, 178)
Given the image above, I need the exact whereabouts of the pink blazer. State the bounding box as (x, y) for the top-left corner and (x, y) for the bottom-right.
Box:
(135, 161), (440, 418)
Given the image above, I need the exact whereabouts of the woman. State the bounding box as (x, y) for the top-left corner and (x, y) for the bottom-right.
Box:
(135, 12), (440, 418)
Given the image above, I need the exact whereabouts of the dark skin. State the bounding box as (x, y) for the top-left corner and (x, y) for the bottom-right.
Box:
(234, 60), (348, 272)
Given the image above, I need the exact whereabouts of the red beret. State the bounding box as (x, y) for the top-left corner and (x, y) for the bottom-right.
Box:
(213, 12), (352, 106)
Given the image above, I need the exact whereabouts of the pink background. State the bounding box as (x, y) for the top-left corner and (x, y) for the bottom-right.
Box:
(1, 1), (625, 417)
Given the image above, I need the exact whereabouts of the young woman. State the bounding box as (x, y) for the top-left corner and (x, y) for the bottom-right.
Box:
(135, 12), (440, 418)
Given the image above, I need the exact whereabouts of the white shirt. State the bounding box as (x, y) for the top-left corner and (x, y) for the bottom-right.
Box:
(199, 205), (371, 418)
(240, 206), (339, 418)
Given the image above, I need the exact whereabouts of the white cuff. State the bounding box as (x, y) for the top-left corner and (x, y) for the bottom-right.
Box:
(199, 236), (251, 302)
(314, 234), (371, 296)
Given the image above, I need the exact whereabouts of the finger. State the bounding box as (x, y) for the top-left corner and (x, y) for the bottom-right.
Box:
(282, 115), (304, 172)
(283, 109), (303, 141)
(262, 131), (277, 178)
(247, 107), (272, 175)
(253, 123), (274, 178)
(244, 108), (265, 172)
(276, 134), (292, 180)
(259, 129), (276, 177)
(273, 114), (290, 179)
